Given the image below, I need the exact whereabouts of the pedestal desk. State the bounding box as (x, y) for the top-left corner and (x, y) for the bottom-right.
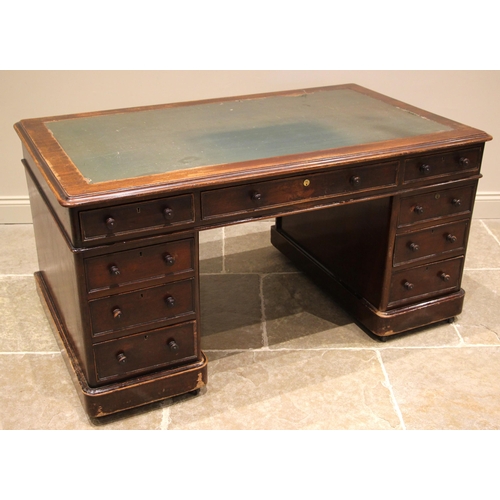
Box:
(14, 84), (492, 417)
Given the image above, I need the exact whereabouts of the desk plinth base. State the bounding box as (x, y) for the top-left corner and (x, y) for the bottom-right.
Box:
(35, 272), (207, 418)
(270, 226), (464, 338)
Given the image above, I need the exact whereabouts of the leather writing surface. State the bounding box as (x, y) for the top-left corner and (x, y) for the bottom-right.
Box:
(45, 89), (452, 184)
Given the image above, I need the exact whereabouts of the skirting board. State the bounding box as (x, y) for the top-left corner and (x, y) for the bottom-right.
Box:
(472, 194), (500, 219)
(1, 194), (500, 223)
(0, 196), (32, 223)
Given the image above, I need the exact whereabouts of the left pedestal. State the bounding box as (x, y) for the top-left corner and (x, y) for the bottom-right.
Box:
(26, 166), (207, 418)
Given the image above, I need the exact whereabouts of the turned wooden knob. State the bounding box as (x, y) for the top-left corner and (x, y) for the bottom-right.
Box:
(446, 234), (457, 243)
(163, 207), (174, 219)
(105, 217), (116, 230)
(164, 253), (175, 266)
(112, 307), (122, 319)
(165, 295), (175, 307)
(409, 242), (420, 252)
(116, 352), (127, 364)
(109, 265), (120, 276)
(167, 340), (179, 352)
(350, 175), (361, 186)
(414, 205), (424, 214)
(419, 164), (431, 174)
(440, 272), (451, 282)
(251, 190), (262, 201)
(404, 281), (414, 290)
(459, 157), (470, 167)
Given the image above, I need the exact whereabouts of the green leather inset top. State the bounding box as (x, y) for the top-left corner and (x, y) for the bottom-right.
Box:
(45, 88), (452, 184)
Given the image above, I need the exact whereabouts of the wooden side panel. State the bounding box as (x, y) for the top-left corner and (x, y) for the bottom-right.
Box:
(278, 197), (393, 309)
(26, 168), (94, 383)
(22, 147), (76, 242)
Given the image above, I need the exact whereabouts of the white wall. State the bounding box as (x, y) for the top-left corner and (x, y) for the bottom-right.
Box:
(1, 70), (498, 222)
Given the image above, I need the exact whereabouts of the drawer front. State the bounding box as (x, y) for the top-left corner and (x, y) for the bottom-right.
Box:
(89, 279), (195, 336)
(85, 238), (194, 293)
(393, 220), (469, 266)
(201, 161), (398, 219)
(94, 321), (198, 381)
(80, 194), (194, 242)
(398, 184), (475, 227)
(403, 147), (481, 183)
(388, 257), (464, 307)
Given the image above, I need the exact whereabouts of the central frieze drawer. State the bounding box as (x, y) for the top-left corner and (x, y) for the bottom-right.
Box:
(388, 256), (464, 307)
(89, 279), (195, 336)
(80, 194), (194, 242)
(94, 321), (198, 382)
(393, 220), (468, 266)
(201, 161), (398, 219)
(85, 238), (195, 293)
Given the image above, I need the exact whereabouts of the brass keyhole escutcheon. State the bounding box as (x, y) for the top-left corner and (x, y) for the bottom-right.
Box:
(434, 193), (441, 200)
(303, 179), (310, 187)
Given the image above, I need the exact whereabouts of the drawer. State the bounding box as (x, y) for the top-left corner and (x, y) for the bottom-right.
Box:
(94, 321), (198, 381)
(85, 238), (194, 293)
(398, 184), (475, 227)
(89, 279), (195, 336)
(80, 194), (194, 242)
(393, 220), (469, 266)
(201, 161), (398, 219)
(388, 256), (464, 307)
(403, 147), (481, 183)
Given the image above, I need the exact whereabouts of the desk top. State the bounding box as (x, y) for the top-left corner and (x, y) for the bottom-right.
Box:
(15, 84), (491, 206)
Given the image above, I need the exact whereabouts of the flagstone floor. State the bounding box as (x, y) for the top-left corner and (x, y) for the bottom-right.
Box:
(1, 218), (500, 430)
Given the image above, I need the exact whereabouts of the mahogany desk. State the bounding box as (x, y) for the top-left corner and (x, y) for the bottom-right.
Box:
(14, 84), (492, 417)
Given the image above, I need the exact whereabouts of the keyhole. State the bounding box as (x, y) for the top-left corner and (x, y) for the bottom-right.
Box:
(137, 207), (141, 213)
(139, 252), (143, 257)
